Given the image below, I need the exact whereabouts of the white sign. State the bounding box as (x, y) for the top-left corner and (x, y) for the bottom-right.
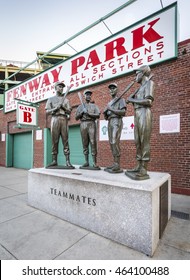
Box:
(1, 133), (5, 142)
(36, 130), (42, 140)
(99, 116), (135, 141)
(121, 116), (135, 140)
(17, 103), (37, 126)
(160, 113), (180, 133)
(99, 120), (109, 141)
(4, 3), (177, 113)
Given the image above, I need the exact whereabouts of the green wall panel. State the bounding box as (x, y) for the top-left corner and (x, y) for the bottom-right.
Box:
(6, 134), (13, 167)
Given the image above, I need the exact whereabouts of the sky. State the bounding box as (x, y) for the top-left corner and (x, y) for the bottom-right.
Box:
(0, 0), (189, 64)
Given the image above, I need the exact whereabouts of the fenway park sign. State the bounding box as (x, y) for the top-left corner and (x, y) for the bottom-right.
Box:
(4, 3), (177, 113)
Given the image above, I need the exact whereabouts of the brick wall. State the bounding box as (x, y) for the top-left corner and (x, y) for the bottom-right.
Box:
(0, 39), (190, 195)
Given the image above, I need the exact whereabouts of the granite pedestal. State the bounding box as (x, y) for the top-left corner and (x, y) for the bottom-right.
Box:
(28, 168), (171, 256)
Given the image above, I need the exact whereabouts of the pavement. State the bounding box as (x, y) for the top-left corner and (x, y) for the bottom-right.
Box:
(0, 166), (190, 260)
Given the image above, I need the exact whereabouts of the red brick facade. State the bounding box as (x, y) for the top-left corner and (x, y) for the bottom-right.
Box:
(0, 39), (190, 195)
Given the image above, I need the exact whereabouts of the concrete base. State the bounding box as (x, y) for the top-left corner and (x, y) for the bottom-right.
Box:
(28, 168), (171, 256)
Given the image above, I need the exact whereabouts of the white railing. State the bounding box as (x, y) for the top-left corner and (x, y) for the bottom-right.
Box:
(0, 59), (39, 69)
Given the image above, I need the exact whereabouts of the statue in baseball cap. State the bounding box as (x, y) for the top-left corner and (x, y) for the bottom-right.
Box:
(126, 65), (155, 180)
(76, 89), (100, 170)
(103, 82), (126, 173)
(45, 82), (74, 169)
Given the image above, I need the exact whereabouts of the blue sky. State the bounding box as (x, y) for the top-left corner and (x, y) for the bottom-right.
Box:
(0, 0), (189, 62)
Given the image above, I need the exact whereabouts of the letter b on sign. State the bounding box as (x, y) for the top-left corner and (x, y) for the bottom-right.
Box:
(23, 111), (32, 123)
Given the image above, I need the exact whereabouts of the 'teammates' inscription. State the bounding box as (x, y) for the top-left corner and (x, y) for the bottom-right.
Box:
(50, 187), (96, 206)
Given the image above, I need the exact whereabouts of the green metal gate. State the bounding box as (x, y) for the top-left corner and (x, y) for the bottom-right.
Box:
(58, 125), (85, 165)
(13, 132), (33, 169)
(44, 125), (93, 166)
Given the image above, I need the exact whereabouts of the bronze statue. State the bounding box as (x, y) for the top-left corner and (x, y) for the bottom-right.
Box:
(45, 81), (74, 169)
(126, 65), (155, 180)
(103, 83), (126, 173)
(75, 90), (100, 170)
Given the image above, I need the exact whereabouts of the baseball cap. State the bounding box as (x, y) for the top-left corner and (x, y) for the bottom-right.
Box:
(54, 81), (66, 87)
(84, 90), (92, 95)
(135, 65), (151, 76)
(108, 83), (118, 89)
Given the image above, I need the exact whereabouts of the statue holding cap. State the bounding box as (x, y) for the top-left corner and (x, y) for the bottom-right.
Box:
(75, 90), (100, 169)
(126, 65), (155, 180)
(45, 81), (74, 168)
(103, 83), (126, 173)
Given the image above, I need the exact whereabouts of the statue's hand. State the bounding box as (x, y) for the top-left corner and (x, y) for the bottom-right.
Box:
(61, 104), (67, 111)
(127, 97), (133, 104)
(66, 85), (72, 91)
(83, 107), (87, 114)
(103, 106), (107, 113)
(104, 113), (108, 120)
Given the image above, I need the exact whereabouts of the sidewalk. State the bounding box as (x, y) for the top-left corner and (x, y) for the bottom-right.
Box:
(0, 166), (189, 260)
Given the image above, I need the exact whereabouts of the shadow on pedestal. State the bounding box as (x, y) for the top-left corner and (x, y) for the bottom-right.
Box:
(125, 171), (150, 180)
(46, 165), (75, 169)
(79, 166), (101, 171)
